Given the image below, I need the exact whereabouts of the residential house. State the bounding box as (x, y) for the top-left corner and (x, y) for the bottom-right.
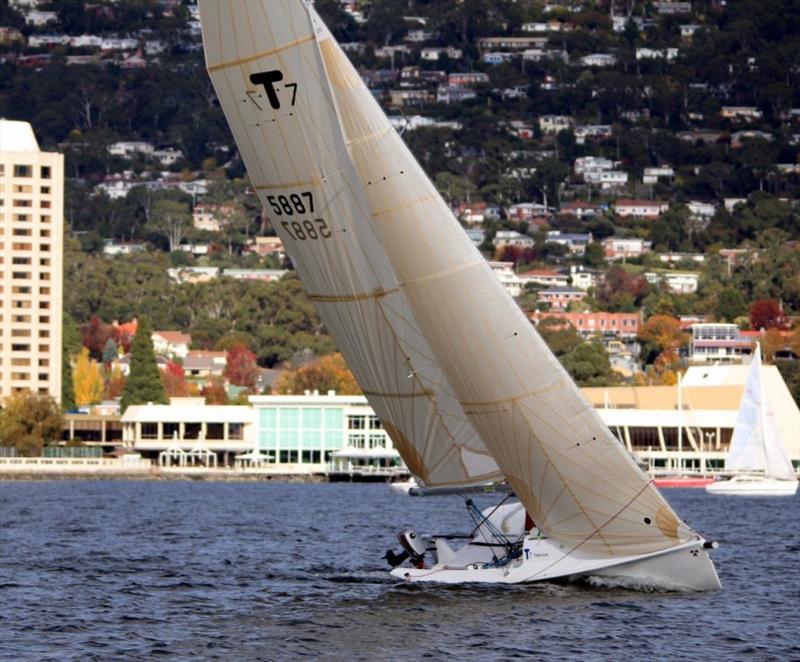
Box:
(483, 52), (514, 65)
(152, 331), (192, 359)
(103, 240), (147, 255)
(537, 286), (587, 310)
(539, 115), (573, 134)
(522, 49), (568, 63)
(653, 2), (692, 14)
(374, 45), (411, 59)
(601, 237), (652, 260)
(436, 85), (476, 104)
(574, 156), (615, 175)
(183, 351), (227, 380)
(677, 130), (726, 143)
(731, 130), (773, 147)
(404, 29), (433, 43)
(583, 170), (628, 189)
(579, 53), (617, 67)
(420, 46), (462, 61)
(643, 166), (675, 184)
(452, 201), (497, 223)
(494, 230), (534, 249)
(153, 148), (183, 166)
(613, 199), (668, 219)
(518, 269), (569, 288)
(720, 106), (763, 121)
(447, 72), (489, 87)
(686, 200), (717, 222)
(108, 141), (155, 158)
(645, 271), (700, 294)
(689, 323), (753, 363)
(567, 265), (603, 291)
(635, 48), (678, 61)
(245, 236), (285, 260)
(488, 262), (526, 298)
(388, 89), (433, 107)
(466, 228), (485, 246)
(223, 269), (287, 283)
(23, 9), (58, 25)
(558, 201), (600, 219)
(477, 37), (547, 51)
(506, 202), (551, 223)
(192, 203), (234, 232)
(531, 311), (640, 339)
(545, 231), (592, 256)
(574, 125), (612, 144)
(680, 24), (701, 39)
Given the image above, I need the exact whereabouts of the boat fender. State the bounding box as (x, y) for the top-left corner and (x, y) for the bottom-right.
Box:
(703, 541), (719, 549)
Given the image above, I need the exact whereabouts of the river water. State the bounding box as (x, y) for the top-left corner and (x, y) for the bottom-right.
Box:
(1, 481), (798, 661)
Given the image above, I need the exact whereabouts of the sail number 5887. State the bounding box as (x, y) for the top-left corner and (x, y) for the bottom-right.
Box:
(267, 191), (332, 241)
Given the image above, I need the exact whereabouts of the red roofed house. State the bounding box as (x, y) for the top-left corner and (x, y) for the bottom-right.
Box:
(152, 331), (192, 359)
(613, 199), (669, 220)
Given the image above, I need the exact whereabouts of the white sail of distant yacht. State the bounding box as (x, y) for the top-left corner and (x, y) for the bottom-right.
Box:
(200, 0), (721, 590)
(707, 344), (798, 495)
(198, 0), (500, 489)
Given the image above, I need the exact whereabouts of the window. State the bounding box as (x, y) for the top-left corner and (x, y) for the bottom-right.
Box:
(40, 229), (50, 237)
(348, 415), (366, 430)
(41, 201), (50, 209)
(13, 199), (32, 207)
(40, 258), (50, 266)
(12, 271), (30, 279)
(12, 358), (30, 366)
(12, 315), (30, 323)
(13, 184), (32, 193)
(41, 166), (51, 179)
(11, 344), (30, 351)
(11, 372), (30, 380)
(38, 344), (48, 352)
(40, 272), (50, 281)
(14, 165), (32, 177)
(39, 287), (50, 295)
(13, 214), (29, 222)
(184, 422), (201, 439)
(40, 186), (50, 194)
(12, 329), (31, 337)
(206, 423), (224, 439)
(39, 301), (49, 309)
(40, 215), (50, 223)
(12, 257), (30, 265)
(141, 423), (158, 439)
(41, 243), (50, 252)
(229, 423), (244, 440)
(39, 315), (50, 323)
(38, 373), (48, 382)
(163, 422), (180, 439)
(13, 228), (31, 236)
(38, 358), (49, 367)
(39, 329), (49, 338)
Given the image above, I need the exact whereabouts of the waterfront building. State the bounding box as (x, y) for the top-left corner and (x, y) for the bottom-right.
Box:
(0, 119), (63, 401)
(530, 310), (641, 339)
(689, 323), (752, 363)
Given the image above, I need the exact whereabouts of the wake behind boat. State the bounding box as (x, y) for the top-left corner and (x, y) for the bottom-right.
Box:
(706, 344), (798, 496)
(199, 0), (721, 591)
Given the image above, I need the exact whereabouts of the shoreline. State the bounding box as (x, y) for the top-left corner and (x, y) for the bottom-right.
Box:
(0, 470), (329, 482)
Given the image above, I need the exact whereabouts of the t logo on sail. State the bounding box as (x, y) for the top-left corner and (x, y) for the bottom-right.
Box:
(249, 70), (298, 110)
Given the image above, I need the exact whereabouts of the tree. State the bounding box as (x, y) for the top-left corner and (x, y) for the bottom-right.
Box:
(275, 353), (361, 395)
(73, 347), (104, 407)
(201, 375), (229, 405)
(750, 299), (787, 330)
(150, 198), (192, 251)
(536, 317), (582, 357)
(104, 365), (126, 400)
(81, 314), (112, 359)
(121, 317), (167, 411)
(583, 242), (605, 268)
(560, 342), (616, 387)
(715, 287), (747, 322)
(161, 361), (189, 397)
(224, 343), (259, 388)
(101, 337), (118, 365)
(638, 315), (688, 370)
(760, 328), (785, 364)
(0, 392), (63, 457)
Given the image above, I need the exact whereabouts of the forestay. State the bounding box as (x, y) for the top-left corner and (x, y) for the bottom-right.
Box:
(198, 0), (501, 487)
(728, 345), (795, 480)
(312, 8), (696, 561)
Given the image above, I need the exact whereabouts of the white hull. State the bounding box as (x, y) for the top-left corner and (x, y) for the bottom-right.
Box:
(706, 475), (799, 496)
(389, 503), (721, 591)
(388, 478), (417, 494)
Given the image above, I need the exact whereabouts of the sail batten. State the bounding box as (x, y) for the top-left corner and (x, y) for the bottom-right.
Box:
(311, 6), (695, 557)
(199, 0), (502, 488)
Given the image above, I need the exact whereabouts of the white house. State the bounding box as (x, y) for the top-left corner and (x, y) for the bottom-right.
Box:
(151, 331), (192, 359)
(613, 199), (669, 219)
(584, 170), (628, 188)
(580, 53), (617, 67)
(494, 230), (534, 249)
(488, 262), (526, 298)
(643, 166), (675, 184)
(538, 115), (573, 134)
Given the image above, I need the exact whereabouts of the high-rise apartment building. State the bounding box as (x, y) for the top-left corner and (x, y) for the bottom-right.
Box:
(0, 119), (63, 402)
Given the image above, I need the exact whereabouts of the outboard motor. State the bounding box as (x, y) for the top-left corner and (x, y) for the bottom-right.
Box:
(384, 530), (427, 568)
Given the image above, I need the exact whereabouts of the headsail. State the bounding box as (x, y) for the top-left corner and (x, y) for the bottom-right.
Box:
(311, 8), (695, 559)
(198, 0), (501, 487)
(728, 345), (795, 480)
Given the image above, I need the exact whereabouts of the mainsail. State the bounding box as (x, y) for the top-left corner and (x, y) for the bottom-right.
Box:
(198, 0), (501, 487)
(727, 344), (795, 480)
(310, 8), (695, 559)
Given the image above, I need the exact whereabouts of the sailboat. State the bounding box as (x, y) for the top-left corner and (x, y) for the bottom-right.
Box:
(706, 344), (798, 496)
(199, 0), (721, 590)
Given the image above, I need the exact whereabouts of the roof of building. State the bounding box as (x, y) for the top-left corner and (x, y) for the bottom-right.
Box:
(152, 330), (192, 344)
(0, 119), (39, 152)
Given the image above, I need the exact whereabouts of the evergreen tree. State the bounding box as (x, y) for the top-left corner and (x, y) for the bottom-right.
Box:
(61, 344), (76, 411)
(120, 317), (167, 412)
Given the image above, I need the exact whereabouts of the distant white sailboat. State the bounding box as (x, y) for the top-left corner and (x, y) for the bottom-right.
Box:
(707, 344), (798, 496)
(199, 0), (721, 590)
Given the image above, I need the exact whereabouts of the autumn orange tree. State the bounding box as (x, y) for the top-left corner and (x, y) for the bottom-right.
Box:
(161, 361), (189, 397)
(638, 314), (689, 373)
(274, 353), (361, 395)
(224, 344), (259, 388)
(73, 347), (104, 407)
(201, 375), (229, 405)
